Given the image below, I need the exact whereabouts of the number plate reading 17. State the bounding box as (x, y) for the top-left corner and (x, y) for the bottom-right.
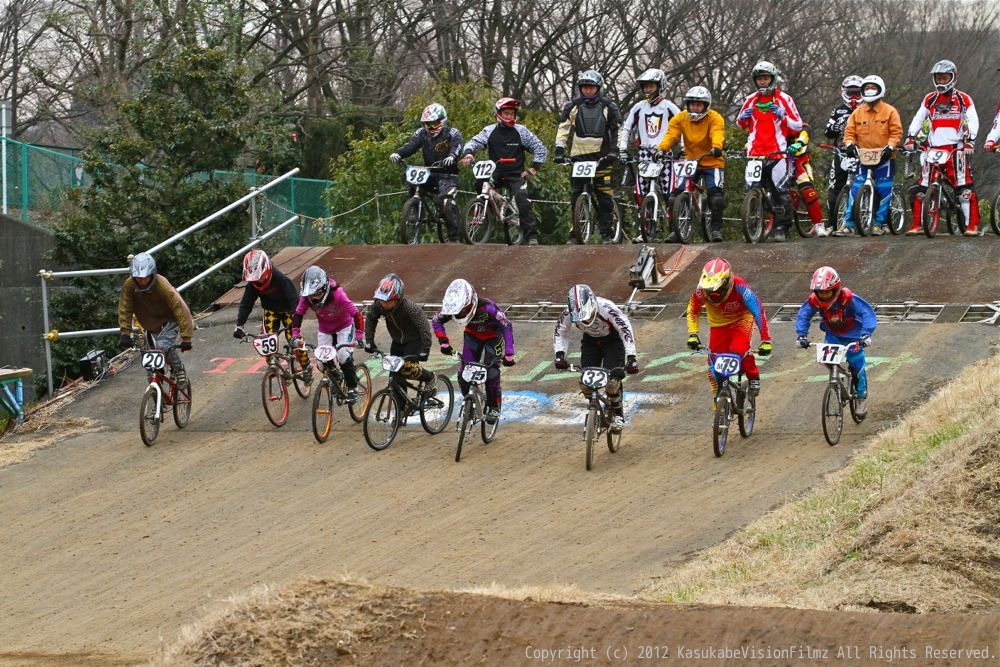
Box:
(744, 160), (763, 183)
(816, 344), (848, 365)
(711, 354), (742, 377)
(572, 161), (598, 179)
(638, 161), (662, 178)
(926, 149), (951, 165)
(405, 166), (431, 185)
(252, 333), (279, 357)
(472, 161), (496, 179)
(673, 160), (697, 179)
(580, 367), (609, 389)
(382, 355), (405, 373)
(141, 350), (165, 372)
(461, 363), (488, 384)
(315, 345), (337, 363)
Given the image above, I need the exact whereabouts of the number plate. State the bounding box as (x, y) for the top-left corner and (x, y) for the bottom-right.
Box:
(858, 147), (883, 166)
(572, 161), (598, 179)
(252, 333), (279, 357)
(744, 159), (763, 184)
(816, 343), (848, 365)
(926, 148), (951, 165)
(141, 350), (165, 372)
(580, 367), (609, 389)
(673, 160), (697, 179)
(711, 353), (742, 377)
(405, 166), (431, 185)
(461, 362), (488, 384)
(840, 156), (859, 171)
(472, 160), (496, 179)
(315, 345), (337, 363)
(382, 355), (405, 373)
(638, 161), (663, 178)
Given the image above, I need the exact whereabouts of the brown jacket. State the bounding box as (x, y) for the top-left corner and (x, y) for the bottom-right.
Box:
(843, 101), (903, 150)
(118, 274), (195, 340)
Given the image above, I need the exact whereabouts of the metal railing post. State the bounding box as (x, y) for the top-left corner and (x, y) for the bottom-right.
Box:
(250, 190), (258, 239)
(40, 273), (53, 398)
(20, 142), (28, 223)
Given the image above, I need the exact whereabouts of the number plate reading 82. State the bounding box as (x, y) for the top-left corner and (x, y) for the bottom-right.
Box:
(141, 350), (166, 372)
(580, 367), (609, 389)
(461, 363), (488, 384)
(252, 333), (280, 357)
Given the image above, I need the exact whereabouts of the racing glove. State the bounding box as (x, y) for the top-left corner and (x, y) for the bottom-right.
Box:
(553, 351), (569, 370)
(625, 355), (639, 374)
(797, 336), (810, 349)
(389, 153), (402, 164)
(985, 140), (997, 153)
(179, 341), (193, 352)
(654, 149), (668, 162)
(291, 337), (304, 349)
(769, 103), (786, 120)
(686, 333), (701, 351)
(859, 335), (872, 349)
(902, 136), (916, 152)
(618, 150), (629, 165)
(233, 325), (246, 340)
(553, 146), (567, 165)
(710, 147), (723, 158)
(737, 107), (754, 121)
(880, 145), (894, 162)
(843, 143), (859, 158)
(440, 344), (454, 357)
(502, 354), (516, 367)
(441, 155), (456, 167)
(787, 141), (804, 155)
(119, 333), (132, 351)
(757, 341), (773, 357)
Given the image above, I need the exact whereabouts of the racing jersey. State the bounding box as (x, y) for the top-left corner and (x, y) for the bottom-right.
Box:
(462, 123), (548, 175)
(686, 276), (770, 340)
(987, 106), (1000, 144)
(395, 126), (463, 174)
(907, 90), (979, 146)
(432, 298), (515, 354)
(657, 109), (726, 169)
(291, 279), (363, 338)
(553, 296), (636, 357)
(236, 269), (298, 327)
(364, 297), (433, 350)
(795, 288), (876, 339)
(736, 90), (803, 155)
(118, 274), (195, 341)
(619, 98), (680, 151)
(824, 102), (854, 144)
(556, 96), (623, 158)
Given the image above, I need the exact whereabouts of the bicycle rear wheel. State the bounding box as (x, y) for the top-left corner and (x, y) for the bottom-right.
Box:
(741, 189), (766, 243)
(671, 192), (695, 243)
(822, 383), (844, 446)
(420, 374), (454, 434)
(573, 194), (596, 244)
(921, 184), (940, 237)
(347, 364), (372, 423)
(888, 185), (906, 235)
(139, 385), (160, 446)
(991, 191), (1000, 235)
(455, 394), (476, 462)
(833, 189), (849, 230)
(364, 388), (400, 451)
(311, 379), (334, 443)
(948, 195), (964, 235)
(261, 368), (289, 427)
(585, 405), (598, 470)
(501, 199), (524, 246)
(173, 380), (192, 429)
(790, 189), (813, 238)
(461, 198), (495, 244)
(713, 394), (730, 457)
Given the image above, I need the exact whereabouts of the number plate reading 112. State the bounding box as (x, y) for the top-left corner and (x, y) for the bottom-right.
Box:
(405, 166), (431, 185)
(572, 161), (598, 179)
(141, 350), (166, 372)
(315, 345), (337, 363)
(461, 363), (488, 383)
(472, 161), (496, 179)
(252, 333), (279, 357)
(382, 355), (405, 373)
(712, 354), (742, 377)
(816, 344), (848, 365)
(580, 368), (609, 389)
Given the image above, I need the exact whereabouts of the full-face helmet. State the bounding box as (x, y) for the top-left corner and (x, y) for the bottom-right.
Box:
(810, 266), (842, 305)
(242, 249), (272, 286)
(751, 61), (780, 95)
(930, 60), (957, 94)
(577, 69), (604, 98)
(374, 273), (404, 303)
(494, 97), (520, 128)
(860, 75), (885, 104)
(698, 257), (733, 304)
(841, 75), (863, 108)
(421, 103), (447, 136)
(636, 68), (667, 100)
(683, 86), (712, 122)
(441, 278), (478, 328)
(567, 284), (598, 326)
(300, 265), (331, 306)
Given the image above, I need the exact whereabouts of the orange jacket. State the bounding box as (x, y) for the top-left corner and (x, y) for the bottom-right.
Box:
(843, 101), (903, 150)
(657, 110), (726, 169)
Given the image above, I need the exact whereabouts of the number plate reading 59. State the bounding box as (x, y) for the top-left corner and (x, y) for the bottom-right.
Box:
(252, 333), (279, 357)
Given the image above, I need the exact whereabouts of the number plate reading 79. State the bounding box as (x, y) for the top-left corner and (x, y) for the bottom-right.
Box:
(461, 363), (488, 384)
(712, 354), (742, 377)
(816, 344), (848, 365)
(141, 350), (166, 372)
(572, 161), (598, 179)
(252, 333), (279, 357)
(472, 161), (496, 179)
(405, 166), (431, 185)
(580, 368), (609, 389)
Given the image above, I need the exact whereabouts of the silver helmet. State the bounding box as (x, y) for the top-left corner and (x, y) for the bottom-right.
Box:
(130, 252), (157, 293)
(636, 68), (666, 100)
(441, 278), (478, 328)
(930, 59), (956, 93)
(683, 86), (712, 121)
(567, 284), (598, 326)
(299, 265), (331, 306)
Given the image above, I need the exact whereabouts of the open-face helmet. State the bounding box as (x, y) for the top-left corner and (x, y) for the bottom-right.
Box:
(567, 284), (598, 326)
(441, 278), (478, 328)
(130, 252), (157, 293)
(930, 60), (957, 93)
(698, 257), (733, 304)
(810, 266), (842, 305)
(494, 97), (520, 127)
(242, 248), (272, 286)
(374, 273), (404, 303)
(421, 103), (447, 136)
(683, 86), (712, 121)
(636, 68), (666, 100)
(300, 265), (331, 306)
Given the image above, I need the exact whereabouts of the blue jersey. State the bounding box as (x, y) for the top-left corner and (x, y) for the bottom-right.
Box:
(795, 288), (876, 340)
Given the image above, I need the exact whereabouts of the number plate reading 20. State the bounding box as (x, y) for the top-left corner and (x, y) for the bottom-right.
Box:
(580, 368), (609, 389)
(572, 161), (598, 179)
(252, 333), (279, 357)
(712, 353), (742, 377)
(141, 350), (166, 372)
(461, 363), (488, 384)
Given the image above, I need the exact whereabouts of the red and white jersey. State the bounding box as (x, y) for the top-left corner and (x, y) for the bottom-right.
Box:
(908, 90), (979, 146)
(736, 90), (803, 156)
(986, 107), (1000, 144)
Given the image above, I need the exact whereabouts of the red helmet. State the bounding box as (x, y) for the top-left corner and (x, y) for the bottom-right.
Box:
(494, 97), (520, 127)
(243, 249), (272, 287)
(698, 257), (733, 304)
(810, 266), (842, 304)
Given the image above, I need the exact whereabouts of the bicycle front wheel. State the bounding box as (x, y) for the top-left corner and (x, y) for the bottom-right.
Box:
(364, 388), (400, 451)
(573, 194), (596, 244)
(854, 183), (874, 236)
(607, 198), (623, 243)
(585, 405), (599, 470)
(921, 184), (940, 237)
(738, 388), (755, 437)
(713, 394), (730, 457)
(139, 385), (160, 446)
(348, 364), (372, 423)
(888, 185), (906, 235)
(399, 197), (426, 244)
(671, 192), (695, 243)
(822, 383), (844, 446)
(639, 195), (660, 242)
(991, 191), (1000, 235)
(832, 189), (849, 231)
(455, 394), (476, 462)
(420, 374), (454, 434)
(261, 368), (289, 427)
(291, 355), (312, 399)
(741, 189), (766, 243)
(606, 414), (621, 453)
(311, 379), (334, 443)
(462, 198), (495, 244)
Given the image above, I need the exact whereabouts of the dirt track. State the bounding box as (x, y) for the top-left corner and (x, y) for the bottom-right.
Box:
(1, 240), (998, 664)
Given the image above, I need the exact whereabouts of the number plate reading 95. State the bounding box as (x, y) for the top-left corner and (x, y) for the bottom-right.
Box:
(572, 161), (598, 179)
(461, 363), (488, 383)
(580, 368), (609, 389)
(712, 354), (742, 377)
(141, 350), (165, 372)
(252, 333), (279, 357)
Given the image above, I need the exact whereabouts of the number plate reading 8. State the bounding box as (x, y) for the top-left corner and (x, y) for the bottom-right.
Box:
(472, 161), (496, 179)
(461, 363), (488, 383)
(926, 149), (950, 165)
(712, 354), (742, 377)
(816, 344), (848, 365)
(405, 166), (431, 185)
(315, 345), (337, 363)
(744, 160), (763, 183)
(252, 333), (279, 357)
(382, 355), (405, 373)
(638, 161), (663, 178)
(572, 161), (598, 179)
(673, 160), (697, 178)
(141, 350), (165, 372)
(580, 368), (609, 389)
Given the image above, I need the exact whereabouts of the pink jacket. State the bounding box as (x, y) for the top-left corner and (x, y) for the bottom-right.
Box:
(291, 280), (363, 337)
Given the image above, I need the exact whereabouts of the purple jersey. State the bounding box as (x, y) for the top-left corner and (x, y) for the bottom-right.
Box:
(432, 298), (515, 355)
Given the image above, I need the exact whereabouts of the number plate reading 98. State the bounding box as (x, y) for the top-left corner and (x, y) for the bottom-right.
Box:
(712, 354), (741, 377)
(580, 368), (609, 389)
(405, 166), (431, 185)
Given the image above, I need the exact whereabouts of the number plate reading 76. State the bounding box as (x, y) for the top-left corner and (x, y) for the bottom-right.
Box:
(816, 344), (848, 365)
(405, 166), (431, 185)
(252, 333), (279, 357)
(580, 368), (609, 389)
(461, 363), (488, 384)
(712, 354), (742, 377)
(141, 350), (165, 372)
(673, 160), (697, 179)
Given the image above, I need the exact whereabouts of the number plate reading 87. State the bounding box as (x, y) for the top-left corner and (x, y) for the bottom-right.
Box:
(816, 344), (848, 365)
(461, 363), (488, 384)
(315, 345), (337, 363)
(580, 368), (609, 389)
(711, 353), (742, 378)
(252, 333), (280, 357)
(405, 166), (431, 185)
(572, 161), (598, 179)
(141, 350), (166, 372)
(381, 355), (405, 373)
(472, 161), (496, 179)
(744, 159), (763, 185)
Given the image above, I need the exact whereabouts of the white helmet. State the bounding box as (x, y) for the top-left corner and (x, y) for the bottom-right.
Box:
(441, 278), (478, 328)
(683, 86), (712, 121)
(299, 265), (331, 306)
(130, 252), (157, 293)
(860, 75), (885, 103)
(751, 61), (780, 95)
(636, 68), (666, 100)
(930, 60), (956, 93)
(841, 75), (864, 106)
(567, 284), (598, 326)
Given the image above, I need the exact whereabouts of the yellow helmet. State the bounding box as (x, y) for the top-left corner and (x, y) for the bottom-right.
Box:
(698, 257), (733, 304)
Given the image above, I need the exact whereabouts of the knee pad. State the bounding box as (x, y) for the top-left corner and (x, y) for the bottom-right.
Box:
(401, 360), (423, 381)
(957, 187), (973, 202)
(800, 185), (820, 205)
